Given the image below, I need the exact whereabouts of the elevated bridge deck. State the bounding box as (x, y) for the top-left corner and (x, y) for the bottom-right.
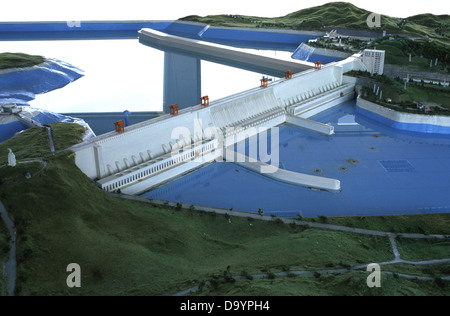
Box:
(138, 28), (315, 78)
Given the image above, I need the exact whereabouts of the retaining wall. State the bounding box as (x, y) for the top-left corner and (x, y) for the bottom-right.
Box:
(356, 96), (450, 135)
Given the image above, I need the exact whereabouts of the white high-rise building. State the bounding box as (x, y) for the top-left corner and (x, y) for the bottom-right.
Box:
(362, 49), (385, 75)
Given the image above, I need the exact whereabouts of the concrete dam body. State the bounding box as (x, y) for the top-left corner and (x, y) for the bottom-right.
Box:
(71, 30), (366, 195)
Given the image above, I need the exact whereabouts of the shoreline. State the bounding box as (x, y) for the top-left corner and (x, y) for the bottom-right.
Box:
(0, 58), (84, 106)
(356, 95), (450, 135)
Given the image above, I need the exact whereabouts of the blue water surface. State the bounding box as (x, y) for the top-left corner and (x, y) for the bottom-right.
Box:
(142, 100), (450, 217)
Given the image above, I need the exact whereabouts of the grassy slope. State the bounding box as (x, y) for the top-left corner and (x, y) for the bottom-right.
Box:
(396, 238), (450, 261)
(0, 220), (8, 267)
(320, 214), (450, 236)
(277, 2), (382, 30)
(0, 123), (448, 296)
(0, 222), (8, 256)
(368, 81), (449, 109)
(0, 53), (45, 70)
(181, 2), (450, 41)
(182, 2), (385, 31)
(0, 151), (394, 295)
(407, 13), (450, 40)
(192, 272), (449, 296)
(0, 127), (50, 165)
(347, 71), (449, 113)
(368, 37), (450, 70)
(0, 123), (85, 166)
(0, 205), (9, 296)
(386, 262), (450, 278)
(49, 122), (87, 151)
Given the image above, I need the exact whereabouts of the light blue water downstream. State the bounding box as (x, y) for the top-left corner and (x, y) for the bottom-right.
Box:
(142, 100), (450, 217)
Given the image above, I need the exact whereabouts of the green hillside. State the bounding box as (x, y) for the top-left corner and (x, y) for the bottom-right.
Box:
(182, 2), (377, 30)
(0, 53), (45, 70)
(0, 123), (449, 296)
(276, 2), (384, 30)
(181, 2), (450, 43)
(0, 126), (392, 295)
(408, 13), (450, 27)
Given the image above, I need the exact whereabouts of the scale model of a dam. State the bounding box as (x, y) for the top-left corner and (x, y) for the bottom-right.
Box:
(70, 29), (367, 194)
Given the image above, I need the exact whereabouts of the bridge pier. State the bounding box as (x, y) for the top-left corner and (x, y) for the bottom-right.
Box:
(163, 52), (201, 113)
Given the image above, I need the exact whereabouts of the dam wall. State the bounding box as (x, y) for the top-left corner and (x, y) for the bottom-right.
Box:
(69, 38), (367, 193)
(72, 103), (215, 180)
(72, 59), (357, 193)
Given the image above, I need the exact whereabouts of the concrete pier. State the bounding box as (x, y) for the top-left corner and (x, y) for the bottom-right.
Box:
(229, 152), (341, 193)
(285, 114), (335, 136)
(163, 52), (201, 112)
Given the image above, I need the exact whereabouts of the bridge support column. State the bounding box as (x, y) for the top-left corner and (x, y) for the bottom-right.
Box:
(163, 52), (201, 113)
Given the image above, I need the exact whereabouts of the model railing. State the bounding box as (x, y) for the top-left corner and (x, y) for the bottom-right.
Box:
(99, 139), (218, 192)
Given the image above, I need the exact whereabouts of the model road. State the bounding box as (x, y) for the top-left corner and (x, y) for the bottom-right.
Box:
(108, 194), (450, 295)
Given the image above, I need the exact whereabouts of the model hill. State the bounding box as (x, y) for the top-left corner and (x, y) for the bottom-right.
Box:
(1, 123), (449, 296)
(0, 53), (45, 70)
(181, 2), (449, 44)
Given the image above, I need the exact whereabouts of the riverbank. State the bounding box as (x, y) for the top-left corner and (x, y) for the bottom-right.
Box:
(356, 96), (450, 134)
(0, 123), (448, 296)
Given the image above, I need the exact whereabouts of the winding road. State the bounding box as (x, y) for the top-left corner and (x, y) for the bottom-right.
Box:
(1, 188), (448, 296)
(0, 125), (55, 296)
(0, 156), (48, 296)
(108, 194), (450, 295)
(173, 232), (450, 296)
